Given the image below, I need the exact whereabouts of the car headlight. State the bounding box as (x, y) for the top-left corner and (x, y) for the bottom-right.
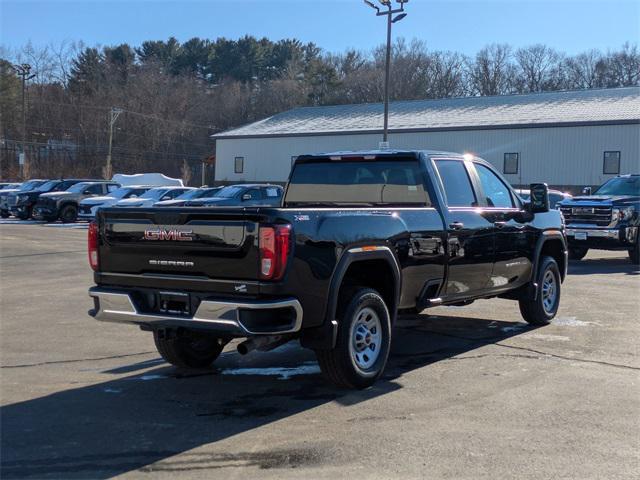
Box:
(612, 206), (635, 222)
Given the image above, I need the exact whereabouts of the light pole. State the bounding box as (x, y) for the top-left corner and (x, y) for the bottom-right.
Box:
(105, 107), (123, 179)
(363, 0), (408, 149)
(11, 63), (35, 179)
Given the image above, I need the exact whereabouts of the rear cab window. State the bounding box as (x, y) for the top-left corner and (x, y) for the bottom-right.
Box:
(285, 155), (430, 207)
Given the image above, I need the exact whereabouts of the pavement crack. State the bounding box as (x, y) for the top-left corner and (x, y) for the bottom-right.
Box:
(0, 249), (85, 259)
(1, 351), (156, 369)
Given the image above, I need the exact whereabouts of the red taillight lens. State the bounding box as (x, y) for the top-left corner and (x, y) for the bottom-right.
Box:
(259, 224), (291, 280)
(88, 222), (99, 271)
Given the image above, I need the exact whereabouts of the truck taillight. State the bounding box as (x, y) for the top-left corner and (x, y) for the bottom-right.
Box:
(259, 224), (291, 280)
(88, 222), (99, 271)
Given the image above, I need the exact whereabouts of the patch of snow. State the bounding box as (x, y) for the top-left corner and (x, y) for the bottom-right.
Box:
(221, 363), (321, 380)
(501, 323), (528, 333)
(552, 317), (597, 327)
(135, 374), (167, 381)
(103, 387), (122, 394)
(528, 333), (571, 342)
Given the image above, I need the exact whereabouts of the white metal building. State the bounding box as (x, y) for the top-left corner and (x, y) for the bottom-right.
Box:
(212, 87), (640, 190)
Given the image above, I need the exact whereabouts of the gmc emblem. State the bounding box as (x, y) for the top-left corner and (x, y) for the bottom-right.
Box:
(143, 228), (194, 241)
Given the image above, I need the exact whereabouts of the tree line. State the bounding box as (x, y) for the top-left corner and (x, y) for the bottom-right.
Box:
(1, 37), (638, 181)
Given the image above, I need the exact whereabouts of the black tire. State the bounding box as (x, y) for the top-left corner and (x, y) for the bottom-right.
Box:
(568, 246), (588, 261)
(0, 210), (9, 218)
(315, 287), (392, 389)
(519, 256), (561, 325)
(59, 204), (78, 223)
(153, 330), (225, 369)
(17, 206), (31, 220)
(629, 241), (640, 265)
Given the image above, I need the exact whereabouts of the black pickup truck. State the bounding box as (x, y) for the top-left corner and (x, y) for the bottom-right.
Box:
(88, 150), (567, 388)
(559, 174), (639, 264)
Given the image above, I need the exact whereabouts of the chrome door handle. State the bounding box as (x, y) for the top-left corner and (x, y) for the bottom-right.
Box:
(494, 221), (508, 228)
(449, 222), (464, 230)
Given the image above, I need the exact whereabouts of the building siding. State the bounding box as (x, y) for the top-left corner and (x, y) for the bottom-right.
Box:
(215, 123), (640, 188)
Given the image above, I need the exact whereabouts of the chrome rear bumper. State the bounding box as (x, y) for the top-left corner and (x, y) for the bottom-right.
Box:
(88, 287), (303, 336)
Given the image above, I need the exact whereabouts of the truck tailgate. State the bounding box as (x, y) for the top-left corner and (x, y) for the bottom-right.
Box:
(97, 207), (261, 280)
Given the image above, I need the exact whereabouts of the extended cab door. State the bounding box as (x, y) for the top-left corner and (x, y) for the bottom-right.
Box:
(469, 162), (532, 291)
(432, 158), (494, 298)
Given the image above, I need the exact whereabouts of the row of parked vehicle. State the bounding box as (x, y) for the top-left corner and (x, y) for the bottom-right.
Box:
(0, 178), (284, 223)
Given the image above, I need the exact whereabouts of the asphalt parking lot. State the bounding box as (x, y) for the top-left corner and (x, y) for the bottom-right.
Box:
(1, 222), (639, 479)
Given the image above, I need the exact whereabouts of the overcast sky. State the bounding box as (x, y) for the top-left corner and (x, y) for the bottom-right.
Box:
(1, 0), (638, 55)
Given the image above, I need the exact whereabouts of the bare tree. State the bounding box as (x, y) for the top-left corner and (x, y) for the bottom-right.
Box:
(467, 44), (516, 96)
(514, 44), (563, 92)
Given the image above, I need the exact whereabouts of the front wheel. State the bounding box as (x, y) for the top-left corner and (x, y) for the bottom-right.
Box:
(519, 256), (561, 325)
(153, 330), (225, 369)
(59, 204), (78, 223)
(315, 287), (391, 389)
(568, 247), (588, 261)
(17, 206), (31, 220)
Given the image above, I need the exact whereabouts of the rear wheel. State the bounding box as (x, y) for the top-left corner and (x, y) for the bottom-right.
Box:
(59, 204), (78, 223)
(153, 330), (225, 369)
(315, 287), (391, 389)
(519, 256), (561, 325)
(568, 246), (588, 261)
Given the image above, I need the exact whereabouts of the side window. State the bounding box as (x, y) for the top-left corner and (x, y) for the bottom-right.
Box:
(85, 184), (103, 195)
(475, 164), (515, 208)
(264, 187), (281, 198)
(165, 190), (183, 200)
(434, 160), (477, 207)
(106, 184), (119, 193)
(244, 189), (262, 200)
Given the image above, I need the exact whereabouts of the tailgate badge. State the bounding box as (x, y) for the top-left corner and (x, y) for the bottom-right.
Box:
(235, 284), (247, 293)
(144, 228), (194, 241)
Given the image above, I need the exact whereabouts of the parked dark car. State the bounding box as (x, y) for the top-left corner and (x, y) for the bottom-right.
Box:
(559, 174), (639, 263)
(185, 184), (283, 207)
(153, 186), (223, 207)
(0, 183), (21, 190)
(33, 181), (120, 222)
(88, 150), (567, 389)
(113, 186), (193, 208)
(1, 179), (48, 218)
(8, 179), (106, 220)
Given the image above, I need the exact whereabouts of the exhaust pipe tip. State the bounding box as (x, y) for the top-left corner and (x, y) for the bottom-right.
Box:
(237, 341), (250, 355)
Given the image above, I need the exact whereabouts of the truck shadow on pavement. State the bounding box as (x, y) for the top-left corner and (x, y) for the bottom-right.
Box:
(568, 257), (639, 276)
(1, 315), (539, 479)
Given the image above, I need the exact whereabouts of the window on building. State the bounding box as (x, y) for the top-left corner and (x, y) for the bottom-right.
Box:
(603, 151), (620, 175)
(234, 156), (244, 174)
(503, 153), (519, 175)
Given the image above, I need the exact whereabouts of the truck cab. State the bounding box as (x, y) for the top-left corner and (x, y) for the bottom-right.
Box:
(559, 174), (639, 264)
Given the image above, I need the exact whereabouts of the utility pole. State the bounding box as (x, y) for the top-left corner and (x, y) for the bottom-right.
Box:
(11, 64), (35, 179)
(363, 0), (408, 149)
(105, 107), (123, 179)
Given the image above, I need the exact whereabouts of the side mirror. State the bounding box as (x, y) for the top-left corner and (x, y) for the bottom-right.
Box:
(528, 183), (550, 213)
(241, 193), (251, 201)
(582, 186), (592, 196)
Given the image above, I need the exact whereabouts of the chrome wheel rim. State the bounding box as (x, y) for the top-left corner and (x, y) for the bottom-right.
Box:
(541, 270), (557, 314)
(349, 307), (382, 370)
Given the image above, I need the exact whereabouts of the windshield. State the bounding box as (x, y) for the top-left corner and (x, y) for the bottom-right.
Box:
(174, 188), (213, 200)
(594, 177), (640, 196)
(18, 180), (45, 191)
(139, 188), (167, 199)
(36, 180), (61, 192)
(66, 182), (92, 193)
(215, 186), (243, 198)
(285, 159), (430, 206)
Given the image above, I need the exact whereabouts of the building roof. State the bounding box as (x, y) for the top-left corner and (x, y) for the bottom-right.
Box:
(213, 87), (640, 140)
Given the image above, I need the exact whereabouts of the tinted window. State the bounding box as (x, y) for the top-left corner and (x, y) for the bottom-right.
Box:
(434, 160), (476, 207)
(123, 188), (148, 199)
(264, 187), (282, 198)
(286, 160), (429, 206)
(84, 184), (104, 195)
(106, 184), (119, 192)
(216, 186), (243, 198)
(475, 164), (514, 208)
